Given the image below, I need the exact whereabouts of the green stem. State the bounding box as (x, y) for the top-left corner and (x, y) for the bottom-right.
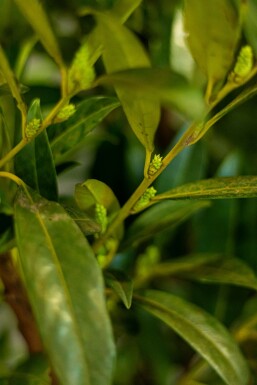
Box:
(93, 124), (192, 252)
(0, 171), (25, 187)
(0, 139), (27, 170)
(0, 97), (69, 170)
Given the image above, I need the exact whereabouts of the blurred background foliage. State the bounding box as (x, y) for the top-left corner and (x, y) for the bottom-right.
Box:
(1, 0), (257, 384)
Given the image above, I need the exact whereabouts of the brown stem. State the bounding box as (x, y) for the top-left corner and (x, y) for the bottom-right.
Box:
(0, 252), (43, 353)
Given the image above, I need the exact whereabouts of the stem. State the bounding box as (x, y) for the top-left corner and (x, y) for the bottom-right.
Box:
(93, 124), (193, 252)
(0, 97), (69, 170)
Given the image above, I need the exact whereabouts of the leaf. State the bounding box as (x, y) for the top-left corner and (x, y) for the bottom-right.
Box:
(146, 254), (257, 290)
(14, 0), (63, 66)
(96, 13), (160, 154)
(96, 68), (205, 120)
(75, 179), (123, 239)
(134, 290), (249, 385)
(0, 46), (27, 117)
(50, 96), (120, 164)
(15, 99), (58, 201)
(104, 269), (133, 309)
(243, 0), (257, 56)
(184, 257), (257, 290)
(122, 200), (210, 248)
(14, 187), (116, 385)
(154, 176), (257, 201)
(183, 0), (241, 101)
(64, 204), (101, 236)
(111, 0), (143, 23)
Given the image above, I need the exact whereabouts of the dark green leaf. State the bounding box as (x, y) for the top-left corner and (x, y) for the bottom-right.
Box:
(15, 100), (58, 201)
(64, 204), (101, 236)
(134, 290), (249, 385)
(14, 187), (116, 385)
(146, 254), (257, 290)
(122, 200), (210, 248)
(14, 0), (63, 66)
(96, 68), (205, 120)
(183, 0), (241, 101)
(155, 176), (257, 201)
(104, 269), (133, 309)
(96, 13), (160, 154)
(50, 96), (120, 164)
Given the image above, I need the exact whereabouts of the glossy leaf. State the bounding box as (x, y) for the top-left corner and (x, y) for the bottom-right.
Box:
(64, 204), (101, 236)
(155, 176), (257, 201)
(96, 68), (205, 120)
(183, 0), (241, 101)
(50, 96), (120, 164)
(14, 0), (63, 66)
(146, 254), (257, 290)
(134, 290), (249, 385)
(122, 200), (210, 248)
(14, 187), (116, 385)
(15, 99), (58, 201)
(104, 269), (133, 309)
(75, 179), (122, 239)
(96, 13), (160, 154)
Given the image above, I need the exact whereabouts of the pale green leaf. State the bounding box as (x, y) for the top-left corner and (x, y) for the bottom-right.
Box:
(50, 96), (120, 164)
(134, 290), (249, 385)
(14, 187), (116, 385)
(105, 269), (133, 309)
(75, 179), (123, 239)
(183, 0), (241, 101)
(96, 68), (205, 120)
(14, 0), (63, 66)
(111, 0), (143, 23)
(155, 176), (257, 201)
(96, 13), (160, 153)
(122, 200), (210, 248)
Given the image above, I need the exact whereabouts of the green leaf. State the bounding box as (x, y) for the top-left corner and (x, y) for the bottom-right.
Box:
(96, 68), (205, 120)
(0, 46), (27, 117)
(50, 96), (120, 164)
(68, 40), (96, 94)
(155, 176), (257, 201)
(64, 204), (101, 236)
(15, 99), (58, 201)
(104, 269), (133, 309)
(111, 0), (143, 23)
(243, 0), (257, 56)
(134, 290), (249, 385)
(14, 0), (63, 66)
(96, 13), (160, 154)
(183, 0), (241, 101)
(146, 254), (257, 290)
(122, 200), (210, 248)
(75, 179), (123, 239)
(14, 187), (115, 385)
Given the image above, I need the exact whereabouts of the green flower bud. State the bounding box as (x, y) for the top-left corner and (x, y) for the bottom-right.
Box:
(133, 187), (157, 212)
(55, 104), (76, 123)
(68, 42), (95, 93)
(230, 45), (254, 83)
(95, 203), (108, 234)
(148, 154), (163, 176)
(25, 118), (41, 140)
